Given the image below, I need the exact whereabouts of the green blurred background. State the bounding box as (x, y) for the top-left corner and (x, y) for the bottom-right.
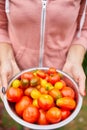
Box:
(0, 53), (87, 130)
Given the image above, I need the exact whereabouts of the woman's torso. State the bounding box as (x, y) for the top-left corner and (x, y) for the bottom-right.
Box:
(6, 0), (82, 69)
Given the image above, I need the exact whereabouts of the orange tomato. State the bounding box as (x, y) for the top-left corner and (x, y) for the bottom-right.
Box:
(6, 87), (23, 102)
(38, 94), (54, 110)
(46, 107), (62, 123)
(39, 87), (48, 94)
(37, 109), (49, 125)
(36, 70), (46, 79)
(56, 97), (76, 110)
(15, 96), (32, 116)
(48, 88), (62, 100)
(23, 105), (40, 123)
(61, 86), (75, 99)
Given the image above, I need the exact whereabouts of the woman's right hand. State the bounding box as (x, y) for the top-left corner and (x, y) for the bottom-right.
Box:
(0, 43), (20, 97)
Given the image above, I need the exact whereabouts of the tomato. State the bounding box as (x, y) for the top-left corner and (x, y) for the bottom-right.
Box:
(45, 82), (54, 90)
(47, 67), (57, 75)
(33, 99), (39, 108)
(24, 87), (34, 96)
(37, 109), (49, 125)
(61, 86), (75, 99)
(46, 107), (62, 123)
(39, 87), (48, 94)
(23, 105), (40, 123)
(49, 74), (60, 85)
(15, 96), (32, 116)
(30, 88), (41, 99)
(37, 70), (46, 79)
(21, 72), (34, 80)
(48, 88), (62, 100)
(61, 109), (71, 120)
(56, 97), (76, 110)
(40, 79), (48, 88)
(21, 79), (29, 89)
(12, 79), (21, 88)
(38, 94), (54, 110)
(30, 76), (40, 87)
(7, 87), (23, 102)
(54, 80), (66, 90)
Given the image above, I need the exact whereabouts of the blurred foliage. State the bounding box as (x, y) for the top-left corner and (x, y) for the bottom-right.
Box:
(83, 52), (87, 76)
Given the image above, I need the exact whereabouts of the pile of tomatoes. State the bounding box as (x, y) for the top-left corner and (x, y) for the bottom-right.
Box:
(6, 67), (76, 125)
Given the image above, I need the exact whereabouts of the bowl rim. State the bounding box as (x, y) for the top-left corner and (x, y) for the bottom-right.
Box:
(3, 67), (83, 130)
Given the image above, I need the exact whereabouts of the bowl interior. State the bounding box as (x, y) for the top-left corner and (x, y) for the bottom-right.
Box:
(3, 67), (83, 130)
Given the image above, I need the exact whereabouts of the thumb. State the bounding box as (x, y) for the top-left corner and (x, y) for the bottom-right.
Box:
(78, 76), (86, 96)
(1, 74), (8, 94)
(11, 60), (20, 76)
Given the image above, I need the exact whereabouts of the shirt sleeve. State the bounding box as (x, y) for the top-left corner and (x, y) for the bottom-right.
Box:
(0, 0), (11, 43)
(72, 0), (87, 50)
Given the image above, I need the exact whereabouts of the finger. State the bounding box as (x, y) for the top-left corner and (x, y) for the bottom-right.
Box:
(78, 75), (86, 96)
(0, 77), (4, 101)
(11, 60), (20, 76)
(1, 74), (8, 93)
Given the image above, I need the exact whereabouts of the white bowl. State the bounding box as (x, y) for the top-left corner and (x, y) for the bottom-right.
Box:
(3, 67), (83, 130)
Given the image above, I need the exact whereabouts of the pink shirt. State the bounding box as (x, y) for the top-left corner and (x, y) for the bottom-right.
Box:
(0, 0), (87, 70)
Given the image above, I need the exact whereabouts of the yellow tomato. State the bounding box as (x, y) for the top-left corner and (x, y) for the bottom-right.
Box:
(30, 89), (41, 99)
(54, 81), (64, 90)
(33, 99), (39, 108)
(12, 79), (21, 88)
(45, 83), (54, 90)
(40, 79), (47, 88)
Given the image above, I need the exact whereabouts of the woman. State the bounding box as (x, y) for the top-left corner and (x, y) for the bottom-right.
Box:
(0, 0), (87, 111)
(0, 0), (87, 130)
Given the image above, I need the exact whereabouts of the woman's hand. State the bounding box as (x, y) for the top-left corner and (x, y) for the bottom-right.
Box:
(0, 43), (20, 95)
(63, 61), (86, 96)
(63, 44), (86, 96)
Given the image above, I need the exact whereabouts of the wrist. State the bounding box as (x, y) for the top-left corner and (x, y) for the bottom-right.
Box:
(66, 44), (86, 65)
(0, 43), (15, 62)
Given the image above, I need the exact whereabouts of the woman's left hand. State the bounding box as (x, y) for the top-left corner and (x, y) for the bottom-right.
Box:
(62, 44), (86, 96)
(63, 60), (86, 96)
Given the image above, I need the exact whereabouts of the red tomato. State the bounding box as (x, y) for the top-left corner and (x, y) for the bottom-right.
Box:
(38, 94), (54, 111)
(46, 107), (62, 123)
(15, 96), (32, 116)
(37, 70), (46, 79)
(61, 109), (71, 120)
(47, 67), (57, 75)
(23, 105), (40, 123)
(49, 74), (60, 85)
(6, 87), (23, 102)
(24, 87), (34, 96)
(21, 72), (34, 80)
(61, 86), (75, 99)
(37, 109), (49, 125)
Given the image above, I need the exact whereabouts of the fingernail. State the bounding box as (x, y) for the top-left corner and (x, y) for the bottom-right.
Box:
(83, 91), (86, 96)
(2, 87), (6, 94)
